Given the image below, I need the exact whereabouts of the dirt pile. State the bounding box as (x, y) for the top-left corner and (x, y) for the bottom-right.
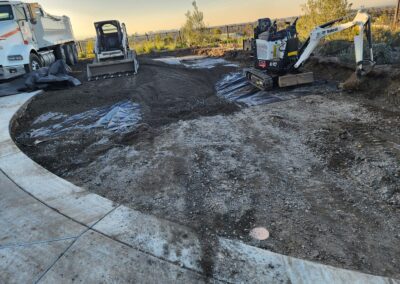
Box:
(14, 58), (239, 173)
(305, 57), (400, 107)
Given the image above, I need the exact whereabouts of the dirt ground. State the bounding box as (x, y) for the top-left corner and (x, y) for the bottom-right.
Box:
(13, 50), (400, 279)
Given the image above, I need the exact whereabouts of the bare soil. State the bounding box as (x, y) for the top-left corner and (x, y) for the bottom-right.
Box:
(13, 51), (400, 279)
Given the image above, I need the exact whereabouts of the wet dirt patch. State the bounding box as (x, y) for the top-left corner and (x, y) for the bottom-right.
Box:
(13, 53), (400, 279)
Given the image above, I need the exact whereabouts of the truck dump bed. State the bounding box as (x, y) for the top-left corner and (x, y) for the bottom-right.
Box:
(28, 3), (74, 48)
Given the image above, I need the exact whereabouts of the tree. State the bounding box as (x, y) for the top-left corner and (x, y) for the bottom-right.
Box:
(243, 24), (254, 38)
(297, 0), (353, 41)
(181, 1), (207, 47)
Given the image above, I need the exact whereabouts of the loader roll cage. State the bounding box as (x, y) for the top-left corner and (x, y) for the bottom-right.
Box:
(95, 20), (124, 53)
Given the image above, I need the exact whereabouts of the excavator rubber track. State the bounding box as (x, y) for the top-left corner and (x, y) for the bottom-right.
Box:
(244, 68), (274, 91)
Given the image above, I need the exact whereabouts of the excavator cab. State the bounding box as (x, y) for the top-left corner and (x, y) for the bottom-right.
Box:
(254, 18), (272, 39)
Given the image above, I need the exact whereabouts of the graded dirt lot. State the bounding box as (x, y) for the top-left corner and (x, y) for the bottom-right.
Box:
(13, 51), (400, 279)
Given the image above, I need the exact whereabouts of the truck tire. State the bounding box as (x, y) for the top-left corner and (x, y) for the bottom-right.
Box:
(54, 45), (66, 63)
(71, 43), (79, 64)
(25, 53), (43, 73)
(63, 44), (75, 66)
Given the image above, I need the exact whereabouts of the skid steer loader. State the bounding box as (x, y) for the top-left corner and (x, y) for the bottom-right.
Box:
(245, 10), (375, 90)
(87, 20), (139, 81)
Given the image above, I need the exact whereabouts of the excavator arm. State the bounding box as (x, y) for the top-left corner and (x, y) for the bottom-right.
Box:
(294, 11), (374, 74)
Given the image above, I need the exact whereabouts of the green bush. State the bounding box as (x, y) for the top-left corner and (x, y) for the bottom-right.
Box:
(297, 0), (354, 41)
(181, 1), (208, 47)
(339, 43), (392, 64)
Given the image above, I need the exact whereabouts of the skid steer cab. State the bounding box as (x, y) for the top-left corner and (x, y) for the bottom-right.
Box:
(87, 20), (139, 81)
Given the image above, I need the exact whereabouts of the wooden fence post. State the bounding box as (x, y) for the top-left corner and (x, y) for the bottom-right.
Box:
(178, 30), (183, 47)
(394, 0), (400, 29)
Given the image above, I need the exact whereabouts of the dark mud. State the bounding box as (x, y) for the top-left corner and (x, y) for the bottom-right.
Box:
(13, 52), (400, 279)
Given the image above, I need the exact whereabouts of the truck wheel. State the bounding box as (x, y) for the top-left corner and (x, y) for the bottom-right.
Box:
(54, 45), (66, 63)
(71, 44), (79, 64)
(63, 44), (75, 66)
(25, 53), (43, 73)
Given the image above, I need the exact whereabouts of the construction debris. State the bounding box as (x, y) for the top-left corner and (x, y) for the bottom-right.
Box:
(25, 60), (81, 90)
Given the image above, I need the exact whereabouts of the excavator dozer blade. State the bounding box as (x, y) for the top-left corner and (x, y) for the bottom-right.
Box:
(278, 72), (314, 88)
(87, 57), (139, 81)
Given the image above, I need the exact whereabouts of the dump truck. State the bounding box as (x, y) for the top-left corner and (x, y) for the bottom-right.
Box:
(0, 1), (77, 80)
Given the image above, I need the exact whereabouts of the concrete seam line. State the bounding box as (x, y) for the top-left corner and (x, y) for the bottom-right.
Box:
(0, 151), (19, 160)
(0, 236), (79, 250)
(33, 205), (120, 284)
(34, 227), (91, 284)
(0, 168), (91, 229)
(89, 227), (231, 284)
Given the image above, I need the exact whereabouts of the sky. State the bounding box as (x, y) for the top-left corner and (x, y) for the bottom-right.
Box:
(25, 0), (395, 39)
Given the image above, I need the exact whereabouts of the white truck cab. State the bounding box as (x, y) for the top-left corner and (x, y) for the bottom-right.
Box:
(0, 1), (77, 80)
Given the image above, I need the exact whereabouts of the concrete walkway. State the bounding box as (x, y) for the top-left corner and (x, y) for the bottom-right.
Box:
(0, 92), (398, 283)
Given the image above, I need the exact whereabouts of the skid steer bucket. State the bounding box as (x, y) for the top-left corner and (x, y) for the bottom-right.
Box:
(87, 54), (139, 81)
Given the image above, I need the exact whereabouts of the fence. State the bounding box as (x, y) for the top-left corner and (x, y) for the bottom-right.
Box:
(76, 6), (398, 56)
(76, 22), (258, 56)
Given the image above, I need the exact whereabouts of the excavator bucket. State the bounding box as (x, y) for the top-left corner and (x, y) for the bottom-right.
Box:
(87, 51), (139, 81)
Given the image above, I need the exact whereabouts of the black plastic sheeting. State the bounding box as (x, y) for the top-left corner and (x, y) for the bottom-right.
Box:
(0, 77), (26, 97)
(216, 72), (339, 107)
(25, 60), (81, 90)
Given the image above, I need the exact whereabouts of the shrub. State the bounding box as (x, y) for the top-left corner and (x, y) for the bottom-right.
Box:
(181, 1), (207, 47)
(338, 43), (392, 64)
(297, 0), (354, 41)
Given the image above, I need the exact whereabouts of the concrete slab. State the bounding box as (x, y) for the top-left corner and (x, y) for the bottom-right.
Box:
(0, 239), (74, 284)
(0, 152), (116, 227)
(39, 230), (209, 284)
(0, 140), (21, 159)
(215, 238), (399, 284)
(0, 171), (85, 246)
(94, 205), (399, 284)
(0, 91), (39, 158)
(93, 206), (203, 271)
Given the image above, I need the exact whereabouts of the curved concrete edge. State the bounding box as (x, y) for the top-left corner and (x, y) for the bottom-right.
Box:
(2, 92), (117, 227)
(1, 92), (399, 283)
